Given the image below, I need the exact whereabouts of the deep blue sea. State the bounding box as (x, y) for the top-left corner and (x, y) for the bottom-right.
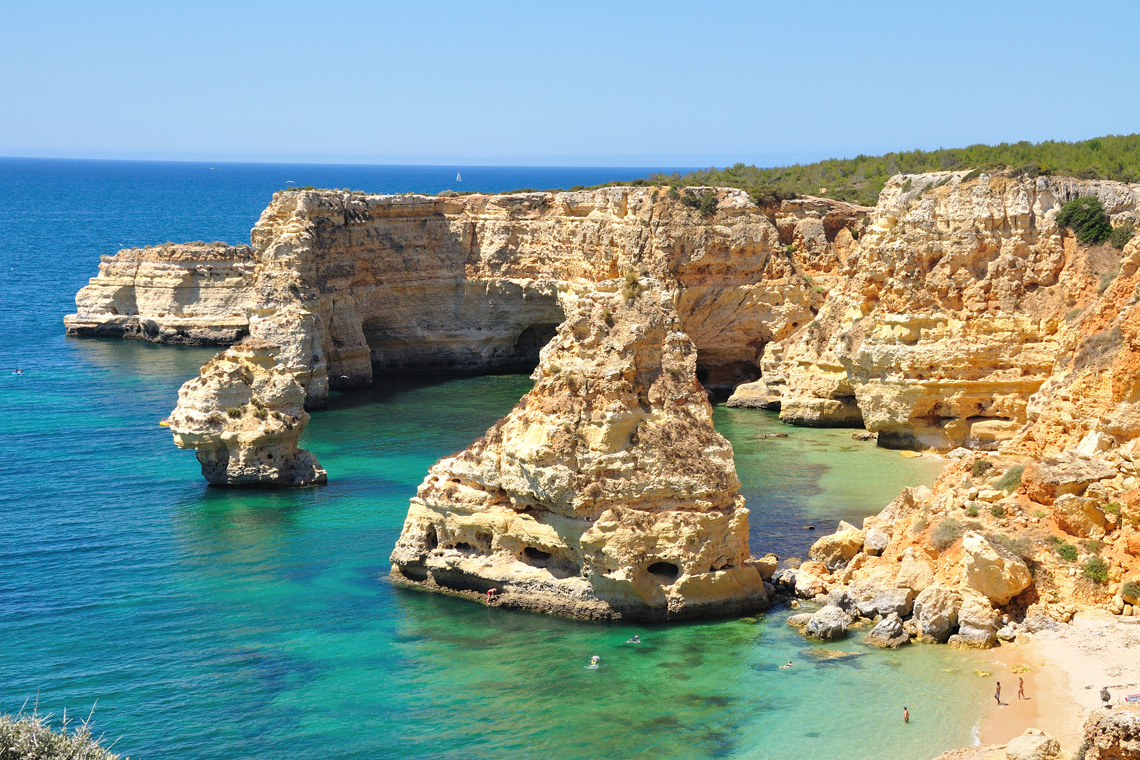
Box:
(0, 157), (985, 759)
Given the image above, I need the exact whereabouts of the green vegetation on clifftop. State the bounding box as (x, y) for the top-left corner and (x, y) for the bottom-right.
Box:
(648, 134), (1140, 206)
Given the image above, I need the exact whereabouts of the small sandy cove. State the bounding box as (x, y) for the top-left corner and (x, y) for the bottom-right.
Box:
(972, 610), (1140, 753)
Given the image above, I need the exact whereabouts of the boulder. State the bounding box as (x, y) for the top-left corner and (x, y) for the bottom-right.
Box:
(896, 547), (934, 592)
(948, 593), (1000, 649)
(863, 526), (891, 556)
(809, 528), (866, 571)
(1020, 454), (1116, 505)
(1122, 491), (1140, 528)
(1124, 527), (1140, 558)
(826, 587), (859, 616)
(725, 378), (781, 409)
(856, 586), (917, 618)
(805, 604), (850, 641)
(912, 584), (961, 643)
(876, 485), (933, 525)
(1080, 704), (1140, 760)
(961, 532), (1033, 606)
(1074, 431), (1115, 457)
(772, 568), (797, 589)
(756, 553), (779, 581)
(1004, 728), (1061, 760)
(1052, 494), (1107, 539)
(794, 561), (831, 599)
(863, 613), (910, 649)
(1023, 607), (1060, 633)
(786, 612), (813, 630)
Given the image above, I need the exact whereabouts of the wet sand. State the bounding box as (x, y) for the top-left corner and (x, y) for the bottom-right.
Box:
(974, 610), (1140, 753)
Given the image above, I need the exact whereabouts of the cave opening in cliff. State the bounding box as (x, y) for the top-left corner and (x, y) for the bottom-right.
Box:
(523, 546), (552, 563)
(647, 561), (680, 583)
(512, 323), (559, 368)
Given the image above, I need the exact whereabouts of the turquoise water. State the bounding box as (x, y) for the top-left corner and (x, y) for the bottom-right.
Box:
(0, 159), (984, 759)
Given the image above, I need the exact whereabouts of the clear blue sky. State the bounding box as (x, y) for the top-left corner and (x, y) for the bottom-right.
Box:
(2, 0), (1137, 167)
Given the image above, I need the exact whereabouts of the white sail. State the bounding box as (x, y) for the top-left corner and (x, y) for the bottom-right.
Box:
(456, 172), (462, 182)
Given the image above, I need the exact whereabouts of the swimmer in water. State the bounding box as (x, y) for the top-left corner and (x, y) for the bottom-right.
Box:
(626, 635), (641, 644)
(779, 660), (793, 669)
(590, 655), (600, 667)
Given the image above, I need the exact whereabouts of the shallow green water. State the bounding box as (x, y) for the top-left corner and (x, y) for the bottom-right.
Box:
(0, 158), (985, 759)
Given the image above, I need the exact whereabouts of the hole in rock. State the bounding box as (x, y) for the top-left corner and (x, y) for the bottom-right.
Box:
(513, 323), (560, 366)
(454, 542), (475, 552)
(425, 525), (438, 551)
(647, 561), (681, 583)
(523, 547), (552, 563)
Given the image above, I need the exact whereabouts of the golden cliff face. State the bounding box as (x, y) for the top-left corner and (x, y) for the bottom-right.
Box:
(166, 339), (327, 487)
(64, 242), (255, 344)
(69, 187), (865, 401)
(752, 172), (1140, 450)
(389, 280), (768, 620)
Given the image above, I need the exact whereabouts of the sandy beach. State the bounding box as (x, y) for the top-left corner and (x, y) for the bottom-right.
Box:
(974, 610), (1140, 754)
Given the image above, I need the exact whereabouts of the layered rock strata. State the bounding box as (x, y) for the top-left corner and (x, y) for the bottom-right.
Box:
(64, 242), (255, 344)
(750, 172), (1140, 448)
(167, 339), (326, 487)
(69, 187), (867, 404)
(389, 281), (768, 620)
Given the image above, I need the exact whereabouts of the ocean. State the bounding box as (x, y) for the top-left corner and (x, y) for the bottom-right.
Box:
(0, 157), (986, 759)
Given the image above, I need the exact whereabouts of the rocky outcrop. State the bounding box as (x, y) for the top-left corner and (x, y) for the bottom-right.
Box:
(388, 281), (768, 620)
(69, 187), (867, 402)
(762, 172), (1140, 447)
(1004, 729), (1062, 760)
(804, 604), (850, 640)
(932, 728), (1062, 760)
(1081, 704), (1140, 759)
(166, 339), (326, 487)
(65, 242), (255, 344)
(961, 532), (1033, 605)
(863, 612), (909, 648)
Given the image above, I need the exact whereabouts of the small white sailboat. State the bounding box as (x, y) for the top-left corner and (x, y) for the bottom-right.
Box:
(456, 171), (462, 182)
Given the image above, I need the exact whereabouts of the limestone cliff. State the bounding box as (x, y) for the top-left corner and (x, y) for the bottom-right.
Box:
(69, 187), (867, 402)
(749, 172), (1140, 449)
(65, 242), (255, 344)
(167, 339), (326, 487)
(389, 280), (768, 620)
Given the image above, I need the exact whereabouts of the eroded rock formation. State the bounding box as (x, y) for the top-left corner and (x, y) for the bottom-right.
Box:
(752, 172), (1140, 449)
(166, 339), (327, 487)
(64, 242), (255, 344)
(389, 280), (768, 620)
(69, 187), (866, 403)
(1081, 704), (1140, 759)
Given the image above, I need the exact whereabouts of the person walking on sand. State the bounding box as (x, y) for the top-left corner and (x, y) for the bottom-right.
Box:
(903, 706), (909, 723)
(995, 681), (1002, 705)
(1018, 677), (1026, 700)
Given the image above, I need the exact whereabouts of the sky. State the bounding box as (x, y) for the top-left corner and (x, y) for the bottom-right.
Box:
(2, 0), (1138, 167)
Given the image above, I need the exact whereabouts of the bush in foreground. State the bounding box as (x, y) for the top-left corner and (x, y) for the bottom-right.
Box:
(0, 710), (120, 760)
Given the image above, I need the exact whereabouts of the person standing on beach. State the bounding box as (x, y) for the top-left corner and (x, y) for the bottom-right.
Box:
(1018, 677), (1026, 700)
(995, 681), (1001, 705)
(903, 706), (909, 723)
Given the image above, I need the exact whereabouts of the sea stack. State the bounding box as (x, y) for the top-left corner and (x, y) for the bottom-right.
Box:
(166, 339), (327, 487)
(389, 279), (769, 620)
